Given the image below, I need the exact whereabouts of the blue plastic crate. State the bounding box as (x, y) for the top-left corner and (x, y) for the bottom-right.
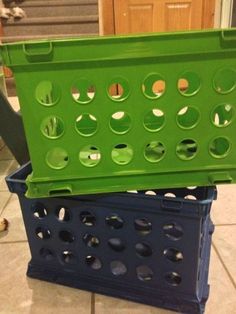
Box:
(6, 163), (216, 314)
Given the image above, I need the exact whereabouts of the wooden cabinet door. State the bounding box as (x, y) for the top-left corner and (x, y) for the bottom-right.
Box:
(114, 0), (203, 34)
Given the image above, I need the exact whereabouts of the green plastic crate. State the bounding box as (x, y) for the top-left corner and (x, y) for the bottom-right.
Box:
(1, 29), (236, 198)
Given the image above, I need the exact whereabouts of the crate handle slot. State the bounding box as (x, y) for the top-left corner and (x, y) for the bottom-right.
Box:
(49, 187), (72, 196)
(221, 29), (236, 42)
(23, 42), (53, 62)
(209, 172), (233, 184)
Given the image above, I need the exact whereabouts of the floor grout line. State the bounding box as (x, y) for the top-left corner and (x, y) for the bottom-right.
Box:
(0, 240), (28, 245)
(91, 293), (95, 314)
(212, 242), (236, 289)
(0, 193), (13, 217)
(215, 223), (236, 227)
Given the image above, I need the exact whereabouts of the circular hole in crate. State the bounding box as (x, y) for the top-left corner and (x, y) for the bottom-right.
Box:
(41, 116), (64, 139)
(46, 147), (69, 169)
(144, 141), (165, 163)
(176, 139), (198, 160)
(212, 104), (234, 127)
(71, 79), (95, 104)
(135, 243), (153, 257)
(106, 214), (124, 229)
(177, 106), (200, 129)
(86, 255), (102, 270)
(56, 207), (70, 222)
(111, 144), (133, 165)
(108, 238), (125, 252)
(134, 218), (152, 235)
(32, 203), (48, 218)
(165, 271), (182, 286)
(163, 223), (183, 241)
(110, 111), (131, 134)
(143, 109), (165, 132)
(213, 68), (236, 94)
(79, 145), (101, 167)
(136, 265), (153, 281)
(177, 72), (201, 96)
(36, 227), (51, 239)
(187, 186), (197, 190)
(59, 230), (75, 243)
(145, 190), (156, 196)
(163, 248), (184, 262)
(164, 193), (176, 198)
(83, 234), (100, 248)
(209, 137), (231, 158)
(108, 78), (130, 102)
(110, 261), (127, 276)
(184, 195), (197, 200)
(36, 81), (60, 106)
(75, 114), (98, 136)
(142, 74), (166, 99)
(39, 248), (54, 261)
(80, 211), (96, 226)
(62, 251), (75, 264)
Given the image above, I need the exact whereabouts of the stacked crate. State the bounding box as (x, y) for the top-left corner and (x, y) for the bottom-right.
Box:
(3, 29), (236, 313)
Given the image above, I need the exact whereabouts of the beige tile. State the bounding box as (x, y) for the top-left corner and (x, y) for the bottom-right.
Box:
(0, 191), (11, 214)
(206, 246), (236, 313)
(0, 194), (27, 242)
(0, 145), (14, 160)
(0, 160), (19, 191)
(212, 225), (236, 285)
(211, 185), (236, 225)
(0, 160), (13, 175)
(0, 242), (92, 314)
(95, 294), (174, 314)
(95, 247), (236, 314)
(8, 96), (20, 112)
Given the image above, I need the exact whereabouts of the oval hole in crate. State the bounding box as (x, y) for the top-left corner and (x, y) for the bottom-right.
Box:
(144, 109), (165, 132)
(212, 104), (234, 127)
(213, 68), (236, 94)
(80, 211), (96, 226)
(163, 248), (183, 262)
(176, 139), (198, 160)
(32, 203), (48, 218)
(145, 190), (156, 196)
(36, 81), (60, 106)
(178, 72), (201, 96)
(62, 251), (75, 264)
(144, 141), (165, 163)
(106, 214), (124, 229)
(56, 207), (70, 222)
(108, 238), (125, 252)
(177, 106), (200, 129)
(135, 243), (153, 257)
(163, 223), (183, 241)
(110, 111), (131, 134)
(59, 230), (75, 243)
(79, 145), (101, 167)
(110, 261), (127, 276)
(209, 137), (231, 158)
(164, 193), (176, 198)
(46, 147), (69, 170)
(136, 265), (153, 281)
(142, 74), (166, 99)
(41, 116), (64, 139)
(75, 114), (98, 136)
(39, 248), (54, 261)
(184, 195), (197, 200)
(165, 271), (182, 286)
(111, 144), (133, 165)
(134, 218), (152, 235)
(71, 79), (95, 104)
(36, 227), (51, 239)
(83, 234), (100, 248)
(86, 255), (102, 270)
(108, 78), (129, 102)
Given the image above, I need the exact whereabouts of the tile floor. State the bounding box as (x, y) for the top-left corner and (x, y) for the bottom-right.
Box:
(0, 98), (235, 313)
